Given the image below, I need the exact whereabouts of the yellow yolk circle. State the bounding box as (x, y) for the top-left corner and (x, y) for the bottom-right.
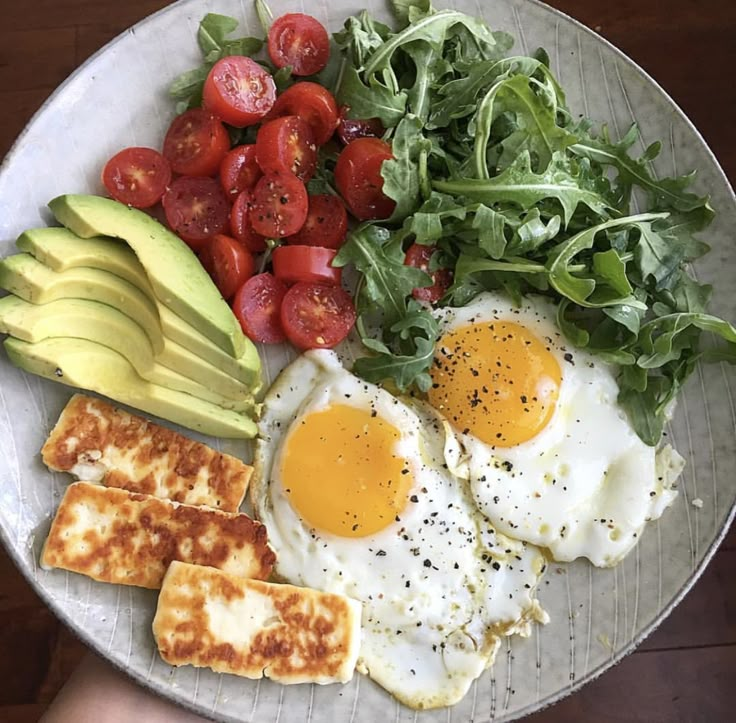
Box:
(428, 321), (562, 447)
(280, 404), (413, 537)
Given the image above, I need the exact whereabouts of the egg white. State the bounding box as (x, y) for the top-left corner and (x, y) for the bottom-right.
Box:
(252, 350), (548, 709)
(433, 293), (684, 567)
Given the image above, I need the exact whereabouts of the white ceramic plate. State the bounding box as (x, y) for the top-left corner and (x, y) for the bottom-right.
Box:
(0, 1), (734, 720)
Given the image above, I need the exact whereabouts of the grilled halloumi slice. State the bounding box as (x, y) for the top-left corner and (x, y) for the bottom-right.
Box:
(41, 482), (275, 589)
(153, 561), (362, 685)
(42, 394), (251, 511)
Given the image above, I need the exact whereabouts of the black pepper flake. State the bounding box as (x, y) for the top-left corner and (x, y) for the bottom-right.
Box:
(564, 353), (574, 364)
(492, 561), (501, 571)
(376, 550), (387, 557)
(410, 495), (419, 503)
(423, 559), (432, 568)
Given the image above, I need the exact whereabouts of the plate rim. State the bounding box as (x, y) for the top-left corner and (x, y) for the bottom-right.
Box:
(0, 0), (734, 720)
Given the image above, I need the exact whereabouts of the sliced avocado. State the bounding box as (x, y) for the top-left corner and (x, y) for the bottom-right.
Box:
(17, 227), (143, 287)
(13, 232), (261, 388)
(0, 254), (165, 355)
(48, 195), (246, 358)
(0, 296), (255, 413)
(4, 336), (257, 439)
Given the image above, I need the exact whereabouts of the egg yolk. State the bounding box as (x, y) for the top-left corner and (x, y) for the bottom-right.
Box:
(280, 404), (413, 537)
(428, 321), (562, 447)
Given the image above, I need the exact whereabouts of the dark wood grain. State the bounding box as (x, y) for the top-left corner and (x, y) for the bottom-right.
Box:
(0, 0), (733, 721)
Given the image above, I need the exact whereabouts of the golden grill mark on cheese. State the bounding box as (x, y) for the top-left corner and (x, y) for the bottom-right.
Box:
(153, 561), (361, 685)
(42, 394), (251, 511)
(41, 482), (275, 589)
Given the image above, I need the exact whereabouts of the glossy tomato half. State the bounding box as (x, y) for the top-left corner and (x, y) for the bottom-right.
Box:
(270, 83), (339, 145)
(249, 172), (308, 238)
(255, 115), (317, 182)
(200, 233), (255, 301)
(102, 147), (171, 208)
(232, 272), (288, 344)
(162, 176), (231, 250)
(286, 194), (348, 249)
(162, 109), (230, 177)
(267, 13), (330, 76)
(230, 190), (267, 253)
(337, 106), (385, 146)
(404, 243), (453, 303)
(280, 282), (356, 350)
(272, 245), (341, 286)
(203, 56), (276, 127)
(334, 137), (396, 220)
(220, 144), (262, 200)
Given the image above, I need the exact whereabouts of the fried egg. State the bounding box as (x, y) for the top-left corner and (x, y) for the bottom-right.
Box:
(252, 350), (547, 710)
(430, 292), (684, 567)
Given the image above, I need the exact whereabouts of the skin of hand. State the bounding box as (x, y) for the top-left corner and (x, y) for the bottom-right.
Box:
(41, 652), (209, 723)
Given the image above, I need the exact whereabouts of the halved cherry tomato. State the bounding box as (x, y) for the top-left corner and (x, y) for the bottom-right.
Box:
(404, 243), (453, 304)
(220, 145), (262, 200)
(200, 233), (255, 301)
(272, 245), (341, 286)
(255, 116), (317, 182)
(270, 83), (339, 145)
(250, 172), (309, 238)
(102, 147), (171, 208)
(337, 107), (385, 146)
(280, 282), (356, 350)
(162, 109), (230, 177)
(286, 194), (348, 249)
(162, 176), (230, 250)
(268, 13), (330, 77)
(334, 137), (395, 220)
(230, 190), (267, 252)
(203, 56), (276, 127)
(232, 272), (288, 344)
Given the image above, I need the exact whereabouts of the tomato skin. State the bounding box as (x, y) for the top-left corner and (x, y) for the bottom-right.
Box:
(286, 194), (348, 249)
(230, 190), (267, 252)
(255, 115), (317, 182)
(272, 245), (341, 286)
(232, 272), (288, 344)
(250, 172), (309, 238)
(200, 234), (255, 301)
(404, 243), (453, 303)
(268, 14), (330, 77)
(162, 109), (230, 177)
(102, 147), (171, 208)
(337, 107), (385, 146)
(270, 83), (339, 145)
(280, 282), (356, 350)
(203, 56), (276, 127)
(162, 176), (231, 251)
(220, 145), (262, 200)
(334, 137), (396, 221)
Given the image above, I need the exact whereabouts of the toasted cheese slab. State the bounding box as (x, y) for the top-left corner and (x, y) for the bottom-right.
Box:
(42, 394), (251, 511)
(41, 483), (275, 589)
(153, 561), (362, 685)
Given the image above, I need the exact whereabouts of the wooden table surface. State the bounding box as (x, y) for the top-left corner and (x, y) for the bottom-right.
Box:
(0, 1), (734, 721)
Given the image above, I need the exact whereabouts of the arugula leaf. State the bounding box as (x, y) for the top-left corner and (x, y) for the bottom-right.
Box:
(570, 125), (710, 213)
(472, 73), (576, 177)
(433, 152), (614, 226)
(334, 224), (429, 327)
(198, 14), (238, 56)
(335, 64), (407, 127)
(391, 0), (433, 26)
(381, 115), (432, 221)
